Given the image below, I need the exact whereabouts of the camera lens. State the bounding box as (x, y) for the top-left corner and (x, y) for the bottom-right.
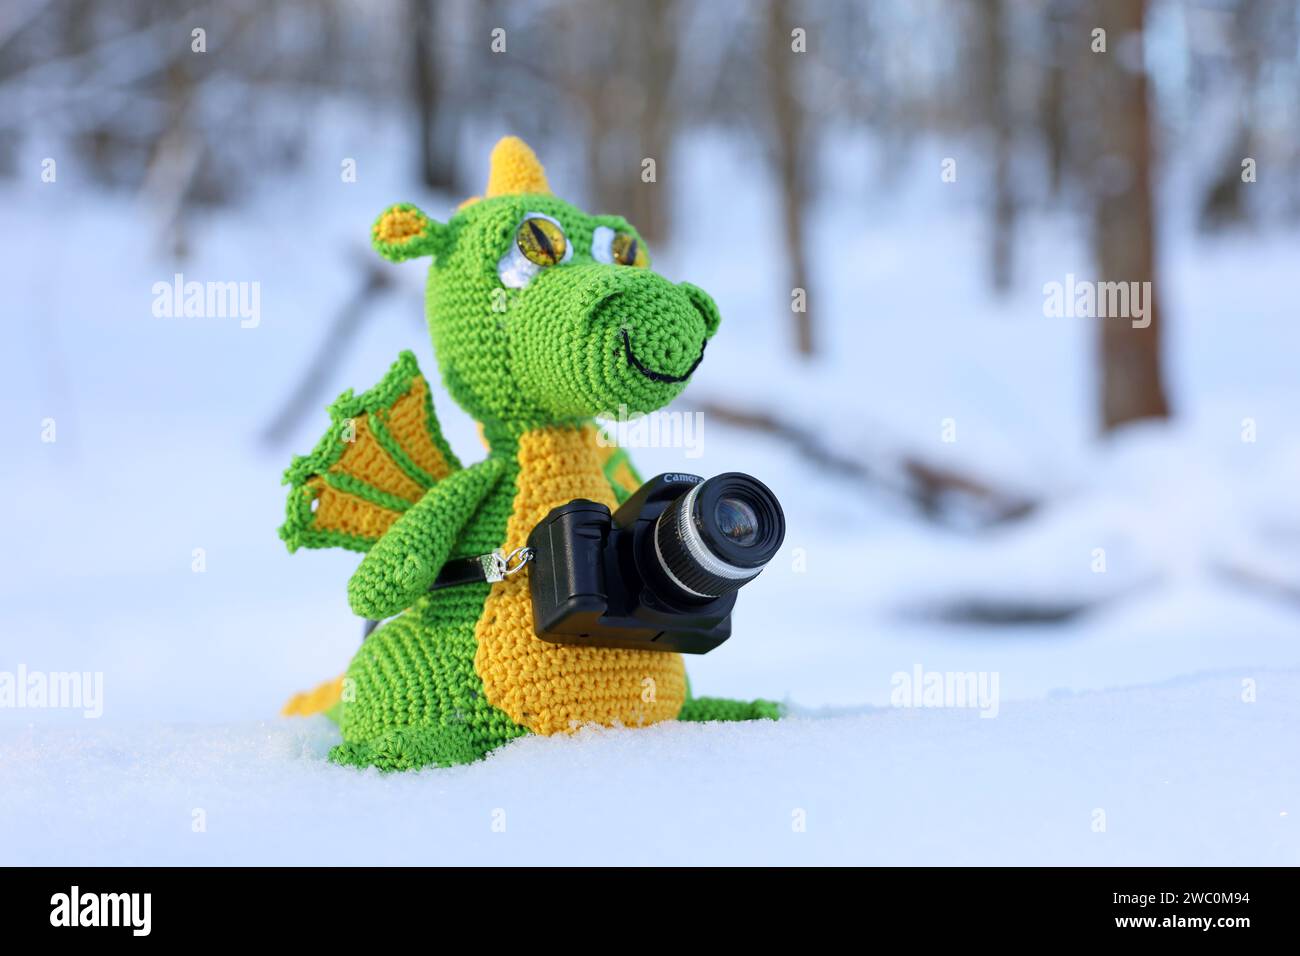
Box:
(653, 473), (785, 601)
(714, 496), (759, 547)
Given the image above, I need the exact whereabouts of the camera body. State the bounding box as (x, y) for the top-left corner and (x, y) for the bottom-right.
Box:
(526, 472), (783, 654)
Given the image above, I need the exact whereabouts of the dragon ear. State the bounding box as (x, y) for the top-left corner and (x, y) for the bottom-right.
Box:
(371, 203), (445, 262)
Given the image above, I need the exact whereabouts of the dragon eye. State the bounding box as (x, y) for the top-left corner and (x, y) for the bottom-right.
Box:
(592, 226), (649, 267)
(516, 216), (567, 266)
(498, 213), (573, 289)
(612, 231), (648, 267)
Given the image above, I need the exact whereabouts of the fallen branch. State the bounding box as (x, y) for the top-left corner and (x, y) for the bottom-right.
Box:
(695, 399), (1037, 529)
(260, 254), (396, 447)
(917, 598), (1094, 625)
(1216, 559), (1300, 608)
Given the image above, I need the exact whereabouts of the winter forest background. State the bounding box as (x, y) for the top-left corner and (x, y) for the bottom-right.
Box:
(2, 0), (1298, 865)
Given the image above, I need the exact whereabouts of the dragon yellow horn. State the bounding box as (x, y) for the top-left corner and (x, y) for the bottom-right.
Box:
(485, 136), (550, 197)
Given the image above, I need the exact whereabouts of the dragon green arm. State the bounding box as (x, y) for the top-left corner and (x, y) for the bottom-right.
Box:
(347, 457), (506, 620)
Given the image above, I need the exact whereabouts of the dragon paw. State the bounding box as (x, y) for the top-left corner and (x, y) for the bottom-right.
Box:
(329, 722), (484, 772)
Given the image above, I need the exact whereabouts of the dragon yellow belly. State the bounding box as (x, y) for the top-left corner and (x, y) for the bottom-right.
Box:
(472, 424), (687, 734)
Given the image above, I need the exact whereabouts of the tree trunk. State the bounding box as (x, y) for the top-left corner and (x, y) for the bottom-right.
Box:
(1039, 0), (1069, 197)
(765, 0), (814, 357)
(410, 0), (457, 191)
(1198, 0), (1261, 231)
(1092, 0), (1170, 430)
(580, 0), (677, 245)
(982, 0), (1016, 293)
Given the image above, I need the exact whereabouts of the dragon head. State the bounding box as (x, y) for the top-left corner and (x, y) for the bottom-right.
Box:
(371, 137), (719, 432)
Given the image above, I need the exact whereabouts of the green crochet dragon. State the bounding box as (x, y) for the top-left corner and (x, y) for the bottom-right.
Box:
(279, 136), (780, 771)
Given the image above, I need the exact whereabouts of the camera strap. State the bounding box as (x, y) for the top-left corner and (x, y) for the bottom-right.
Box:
(428, 546), (533, 592)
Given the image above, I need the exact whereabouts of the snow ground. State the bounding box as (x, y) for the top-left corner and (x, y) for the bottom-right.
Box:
(2, 109), (1298, 865)
(2, 669), (1294, 866)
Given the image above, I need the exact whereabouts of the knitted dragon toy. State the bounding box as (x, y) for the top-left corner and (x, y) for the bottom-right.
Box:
(279, 137), (779, 771)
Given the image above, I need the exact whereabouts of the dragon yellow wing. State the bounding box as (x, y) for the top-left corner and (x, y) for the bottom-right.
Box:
(279, 350), (460, 553)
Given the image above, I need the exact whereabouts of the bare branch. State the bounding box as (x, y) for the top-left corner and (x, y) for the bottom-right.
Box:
(696, 399), (1037, 529)
(260, 255), (396, 448)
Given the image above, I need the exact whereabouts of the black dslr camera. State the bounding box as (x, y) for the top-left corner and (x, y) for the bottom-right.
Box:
(526, 472), (786, 654)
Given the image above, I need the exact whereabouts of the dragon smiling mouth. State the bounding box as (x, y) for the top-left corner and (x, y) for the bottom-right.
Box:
(620, 328), (707, 384)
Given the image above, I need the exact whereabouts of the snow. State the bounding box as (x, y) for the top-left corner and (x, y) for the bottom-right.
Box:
(3, 106), (1299, 865)
(1, 670), (1294, 865)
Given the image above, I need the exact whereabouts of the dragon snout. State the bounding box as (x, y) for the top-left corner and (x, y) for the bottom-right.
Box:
(510, 264), (721, 418)
(589, 275), (718, 389)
